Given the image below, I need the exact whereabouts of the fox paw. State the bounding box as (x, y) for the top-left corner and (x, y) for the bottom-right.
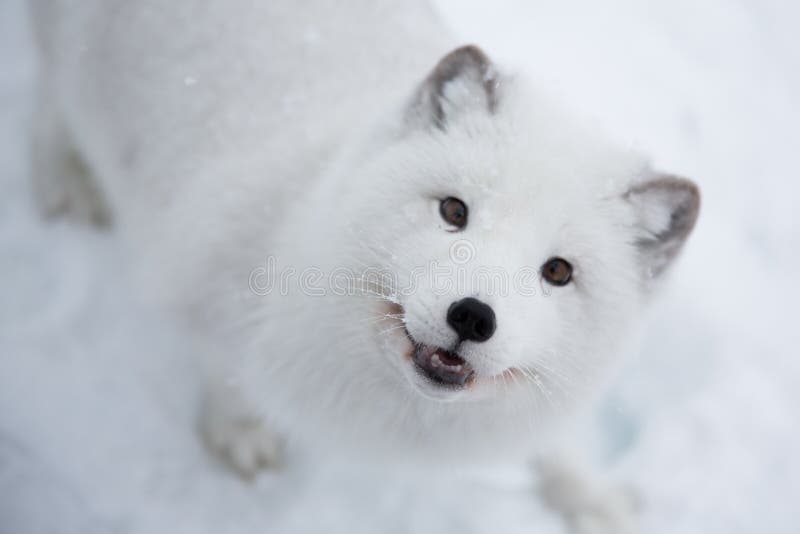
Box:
(564, 487), (639, 534)
(200, 413), (283, 479)
(538, 461), (640, 534)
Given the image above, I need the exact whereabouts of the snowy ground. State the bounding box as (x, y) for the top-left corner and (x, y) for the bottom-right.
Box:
(1, 1), (798, 533)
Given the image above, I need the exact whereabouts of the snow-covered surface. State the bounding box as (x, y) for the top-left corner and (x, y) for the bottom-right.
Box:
(1, 0), (798, 532)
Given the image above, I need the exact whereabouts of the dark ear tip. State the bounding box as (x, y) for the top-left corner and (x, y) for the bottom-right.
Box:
(433, 45), (495, 84)
(661, 176), (700, 229)
(442, 44), (491, 65)
(630, 175), (701, 227)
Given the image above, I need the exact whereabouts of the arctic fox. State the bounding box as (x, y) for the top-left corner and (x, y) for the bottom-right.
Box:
(29, 0), (698, 531)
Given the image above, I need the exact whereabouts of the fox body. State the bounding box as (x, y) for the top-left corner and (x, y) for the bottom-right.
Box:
(30, 1), (698, 530)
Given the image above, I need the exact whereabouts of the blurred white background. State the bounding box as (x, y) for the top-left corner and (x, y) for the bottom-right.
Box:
(1, 1), (798, 533)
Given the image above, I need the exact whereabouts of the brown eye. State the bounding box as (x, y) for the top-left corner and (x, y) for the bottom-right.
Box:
(541, 257), (573, 286)
(440, 197), (468, 229)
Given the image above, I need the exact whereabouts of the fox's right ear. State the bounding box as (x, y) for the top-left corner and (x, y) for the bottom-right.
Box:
(406, 45), (500, 131)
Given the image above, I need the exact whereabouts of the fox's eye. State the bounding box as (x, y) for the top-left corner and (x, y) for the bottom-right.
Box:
(440, 197), (468, 229)
(541, 257), (573, 286)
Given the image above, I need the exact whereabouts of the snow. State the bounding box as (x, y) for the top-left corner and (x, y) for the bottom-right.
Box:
(1, 0), (798, 533)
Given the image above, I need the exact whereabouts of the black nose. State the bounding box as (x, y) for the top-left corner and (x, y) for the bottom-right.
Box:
(446, 297), (496, 342)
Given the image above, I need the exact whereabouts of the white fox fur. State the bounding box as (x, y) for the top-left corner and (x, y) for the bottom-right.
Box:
(29, 1), (698, 531)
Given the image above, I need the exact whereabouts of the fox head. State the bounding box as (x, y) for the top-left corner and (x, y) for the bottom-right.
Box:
(247, 45), (699, 461)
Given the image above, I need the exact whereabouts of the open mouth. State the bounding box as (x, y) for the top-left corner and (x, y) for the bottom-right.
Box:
(381, 301), (480, 394)
(410, 341), (476, 388)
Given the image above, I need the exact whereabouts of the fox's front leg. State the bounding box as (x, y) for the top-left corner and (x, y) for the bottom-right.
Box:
(198, 376), (283, 479)
(536, 452), (640, 534)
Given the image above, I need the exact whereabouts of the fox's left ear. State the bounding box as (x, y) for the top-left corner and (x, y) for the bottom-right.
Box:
(625, 175), (700, 279)
(407, 45), (500, 130)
